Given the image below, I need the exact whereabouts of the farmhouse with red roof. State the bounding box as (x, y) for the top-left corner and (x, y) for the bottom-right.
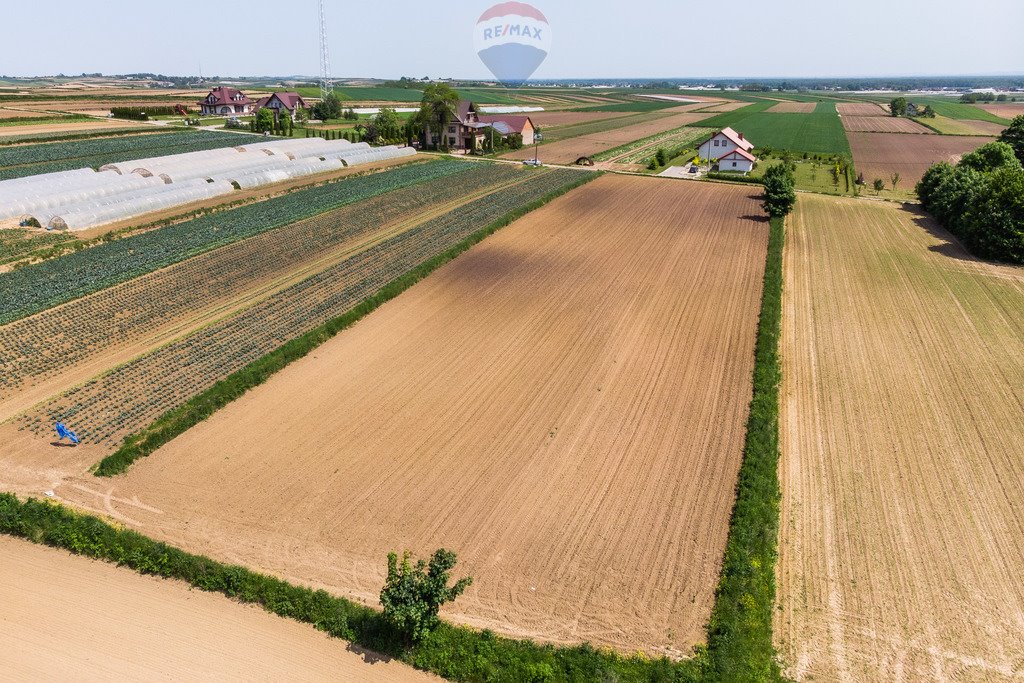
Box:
(254, 92), (308, 121)
(197, 87), (255, 116)
(424, 100), (535, 151)
(698, 127), (757, 172)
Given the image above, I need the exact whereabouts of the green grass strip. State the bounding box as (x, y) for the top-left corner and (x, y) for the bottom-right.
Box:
(94, 171), (602, 477)
(0, 492), (702, 682)
(704, 215), (785, 681)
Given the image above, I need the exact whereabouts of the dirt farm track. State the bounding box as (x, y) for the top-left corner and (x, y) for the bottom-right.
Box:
(41, 175), (769, 657)
(0, 535), (436, 681)
(775, 194), (1024, 681)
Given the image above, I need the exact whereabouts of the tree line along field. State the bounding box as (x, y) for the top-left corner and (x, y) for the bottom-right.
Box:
(776, 194), (1024, 682)
(0, 536), (435, 682)
(48, 175), (770, 657)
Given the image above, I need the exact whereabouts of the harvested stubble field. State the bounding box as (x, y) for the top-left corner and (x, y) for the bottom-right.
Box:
(767, 101), (816, 113)
(847, 131), (995, 187)
(776, 194), (1024, 682)
(504, 112), (714, 163)
(0, 536), (434, 681)
(836, 102), (890, 117)
(923, 115), (1008, 136)
(840, 115), (933, 134)
(58, 175), (769, 657)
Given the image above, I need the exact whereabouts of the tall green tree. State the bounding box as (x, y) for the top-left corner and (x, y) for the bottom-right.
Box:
(889, 97), (907, 117)
(997, 115), (1024, 165)
(762, 163), (797, 218)
(418, 83), (460, 150)
(311, 93), (343, 121)
(373, 107), (402, 142)
(380, 549), (472, 643)
(958, 141), (1022, 174)
(254, 108), (275, 133)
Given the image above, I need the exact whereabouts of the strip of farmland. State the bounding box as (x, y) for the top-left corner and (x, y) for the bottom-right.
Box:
(847, 131), (995, 188)
(0, 129), (257, 180)
(503, 112), (714, 163)
(0, 536), (435, 682)
(0, 159), (471, 324)
(56, 175), (769, 656)
(775, 195), (1024, 681)
(840, 115), (934, 134)
(0, 164), (530, 418)
(19, 169), (591, 445)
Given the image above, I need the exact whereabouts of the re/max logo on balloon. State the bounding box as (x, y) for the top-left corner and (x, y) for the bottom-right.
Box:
(473, 2), (552, 86)
(480, 23), (544, 42)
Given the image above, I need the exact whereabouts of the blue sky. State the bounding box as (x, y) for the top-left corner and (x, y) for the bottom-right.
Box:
(5, 0), (1022, 79)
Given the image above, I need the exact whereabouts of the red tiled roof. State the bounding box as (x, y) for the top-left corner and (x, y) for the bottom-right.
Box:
(255, 92), (307, 112)
(718, 126), (754, 150)
(719, 147), (756, 162)
(477, 114), (534, 133)
(198, 86), (252, 107)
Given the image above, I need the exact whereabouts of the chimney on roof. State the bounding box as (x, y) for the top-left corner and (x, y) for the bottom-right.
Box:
(738, 132), (744, 140)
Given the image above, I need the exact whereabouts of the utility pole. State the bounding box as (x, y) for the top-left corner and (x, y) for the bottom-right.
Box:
(318, 0), (334, 101)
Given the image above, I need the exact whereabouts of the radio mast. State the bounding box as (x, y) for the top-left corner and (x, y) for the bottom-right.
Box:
(318, 0), (334, 100)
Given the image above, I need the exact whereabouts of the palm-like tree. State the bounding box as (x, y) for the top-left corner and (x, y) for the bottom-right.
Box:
(418, 84), (460, 150)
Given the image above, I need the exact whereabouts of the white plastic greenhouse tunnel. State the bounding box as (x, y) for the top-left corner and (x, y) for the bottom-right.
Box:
(1, 137), (417, 231)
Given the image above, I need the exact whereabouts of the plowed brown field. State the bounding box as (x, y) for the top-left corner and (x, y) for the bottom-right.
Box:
(57, 176), (768, 656)
(776, 194), (1024, 682)
(848, 132), (995, 187)
(977, 103), (1024, 120)
(836, 102), (890, 117)
(0, 535), (435, 681)
(504, 112), (715, 163)
(840, 115), (933, 134)
(525, 110), (632, 128)
(768, 102), (816, 113)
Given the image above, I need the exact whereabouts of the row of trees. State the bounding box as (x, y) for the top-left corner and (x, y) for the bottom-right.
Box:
(889, 97), (935, 118)
(916, 118), (1024, 264)
(960, 92), (1018, 103)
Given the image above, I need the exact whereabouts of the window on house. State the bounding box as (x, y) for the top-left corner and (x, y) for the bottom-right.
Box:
(714, 139), (720, 147)
(449, 126), (456, 133)
(732, 161), (737, 167)
(449, 136), (456, 146)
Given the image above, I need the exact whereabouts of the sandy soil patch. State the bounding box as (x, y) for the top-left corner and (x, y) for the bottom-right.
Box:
(767, 102), (816, 113)
(55, 176), (768, 657)
(0, 535), (434, 681)
(504, 112), (715, 163)
(848, 131), (995, 187)
(840, 115), (934, 134)
(775, 194), (1024, 682)
(836, 102), (891, 117)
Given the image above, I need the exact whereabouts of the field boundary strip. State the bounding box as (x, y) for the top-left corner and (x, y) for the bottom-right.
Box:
(92, 170), (601, 476)
(0, 491), (706, 682)
(704, 215), (786, 681)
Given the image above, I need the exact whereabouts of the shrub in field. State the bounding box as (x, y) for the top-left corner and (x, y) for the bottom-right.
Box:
(381, 549), (473, 643)
(873, 178), (885, 194)
(762, 164), (796, 217)
(998, 116), (1024, 164)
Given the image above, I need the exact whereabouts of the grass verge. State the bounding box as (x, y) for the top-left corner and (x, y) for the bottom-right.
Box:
(94, 170), (601, 477)
(0, 492), (701, 682)
(704, 215), (785, 681)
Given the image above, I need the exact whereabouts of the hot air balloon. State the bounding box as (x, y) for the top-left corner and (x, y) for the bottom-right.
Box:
(473, 2), (552, 87)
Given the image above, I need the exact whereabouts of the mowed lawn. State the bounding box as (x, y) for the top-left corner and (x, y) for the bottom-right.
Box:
(695, 101), (850, 155)
(776, 194), (1024, 682)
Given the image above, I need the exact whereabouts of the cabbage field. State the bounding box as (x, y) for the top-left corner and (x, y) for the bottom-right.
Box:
(23, 168), (591, 445)
(0, 159), (471, 324)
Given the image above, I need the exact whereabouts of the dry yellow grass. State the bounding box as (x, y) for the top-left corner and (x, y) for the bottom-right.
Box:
(776, 194), (1024, 682)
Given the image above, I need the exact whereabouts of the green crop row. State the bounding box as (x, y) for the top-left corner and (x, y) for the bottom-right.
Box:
(0, 159), (470, 325)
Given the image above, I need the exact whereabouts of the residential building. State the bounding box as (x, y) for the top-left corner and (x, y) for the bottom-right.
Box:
(254, 92), (309, 121)
(197, 87), (255, 116)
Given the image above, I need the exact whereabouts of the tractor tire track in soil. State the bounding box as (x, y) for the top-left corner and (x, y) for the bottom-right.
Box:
(775, 194), (1024, 682)
(56, 175), (768, 657)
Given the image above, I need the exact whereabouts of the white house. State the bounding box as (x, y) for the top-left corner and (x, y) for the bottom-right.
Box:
(717, 147), (757, 173)
(698, 127), (756, 166)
